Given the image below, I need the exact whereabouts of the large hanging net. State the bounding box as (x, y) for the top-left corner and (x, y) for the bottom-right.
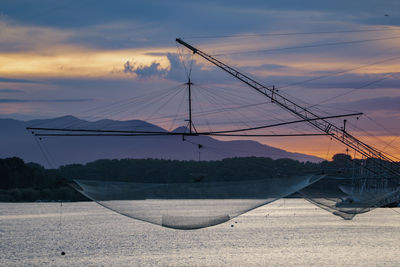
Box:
(26, 37), (400, 228)
(299, 176), (400, 220)
(72, 174), (323, 229)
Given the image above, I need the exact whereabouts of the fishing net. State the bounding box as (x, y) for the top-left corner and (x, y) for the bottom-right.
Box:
(25, 39), (400, 228)
(299, 176), (400, 220)
(72, 174), (323, 230)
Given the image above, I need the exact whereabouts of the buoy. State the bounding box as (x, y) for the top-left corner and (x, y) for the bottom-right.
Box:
(61, 251), (66, 256)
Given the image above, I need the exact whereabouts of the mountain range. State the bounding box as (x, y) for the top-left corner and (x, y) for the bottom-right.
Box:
(0, 116), (322, 167)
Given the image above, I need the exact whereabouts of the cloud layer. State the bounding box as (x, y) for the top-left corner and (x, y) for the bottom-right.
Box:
(0, 0), (399, 159)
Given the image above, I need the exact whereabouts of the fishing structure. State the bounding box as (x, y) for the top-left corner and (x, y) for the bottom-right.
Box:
(27, 38), (400, 228)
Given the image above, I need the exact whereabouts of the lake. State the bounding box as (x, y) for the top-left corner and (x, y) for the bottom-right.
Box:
(1, 199), (399, 266)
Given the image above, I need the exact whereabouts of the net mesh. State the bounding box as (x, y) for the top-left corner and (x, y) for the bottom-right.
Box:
(73, 174), (323, 229)
(299, 177), (400, 220)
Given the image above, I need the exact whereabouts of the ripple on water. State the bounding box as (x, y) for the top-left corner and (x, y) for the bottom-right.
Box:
(0, 199), (399, 266)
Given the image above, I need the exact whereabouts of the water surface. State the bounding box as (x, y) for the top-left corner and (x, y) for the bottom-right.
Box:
(1, 199), (399, 266)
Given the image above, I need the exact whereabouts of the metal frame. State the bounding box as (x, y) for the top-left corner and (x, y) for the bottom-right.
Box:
(175, 38), (399, 177)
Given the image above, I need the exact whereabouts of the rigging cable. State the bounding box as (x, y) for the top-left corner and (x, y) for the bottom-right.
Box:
(59, 201), (65, 256)
(305, 75), (393, 110)
(30, 134), (65, 255)
(183, 28), (400, 39)
(197, 84), (255, 132)
(347, 120), (400, 161)
(94, 84), (186, 131)
(365, 112), (400, 152)
(191, 84), (213, 133)
(390, 207), (400, 216)
(167, 84), (188, 131)
(211, 35), (400, 56)
(176, 43), (195, 80)
(278, 54), (400, 90)
(325, 137), (333, 161)
(188, 52), (400, 125)
(30, 83), (186, 131)
(193, 83), (308, 133)
(133, 86), (187, 131)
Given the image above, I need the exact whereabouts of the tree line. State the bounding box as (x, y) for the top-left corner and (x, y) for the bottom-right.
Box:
(0, 154), (356, 202)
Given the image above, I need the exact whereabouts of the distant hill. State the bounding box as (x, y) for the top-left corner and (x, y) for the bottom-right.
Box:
(0, 116), (322, 167)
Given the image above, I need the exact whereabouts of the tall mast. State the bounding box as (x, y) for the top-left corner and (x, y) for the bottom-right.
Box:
(187, 78), (193, 134)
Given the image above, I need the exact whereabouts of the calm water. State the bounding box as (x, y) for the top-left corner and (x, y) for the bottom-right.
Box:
(1, 199), (400, 266)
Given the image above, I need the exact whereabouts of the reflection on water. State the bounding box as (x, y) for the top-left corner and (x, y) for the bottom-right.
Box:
(1, 199), (400, 266)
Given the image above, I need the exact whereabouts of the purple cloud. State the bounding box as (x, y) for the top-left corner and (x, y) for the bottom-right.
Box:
(124, 60), (168, 78)
(0, 89), (25, 93)
(0, 98), (95, 103)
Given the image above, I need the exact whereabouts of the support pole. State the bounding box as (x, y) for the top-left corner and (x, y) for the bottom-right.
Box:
(187, 79), (193, 134)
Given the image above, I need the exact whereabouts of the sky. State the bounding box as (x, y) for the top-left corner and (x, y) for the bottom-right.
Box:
(1, 0), (400, 160)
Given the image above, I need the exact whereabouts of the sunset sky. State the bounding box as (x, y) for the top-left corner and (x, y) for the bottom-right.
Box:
(1, 0), (400, 160)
